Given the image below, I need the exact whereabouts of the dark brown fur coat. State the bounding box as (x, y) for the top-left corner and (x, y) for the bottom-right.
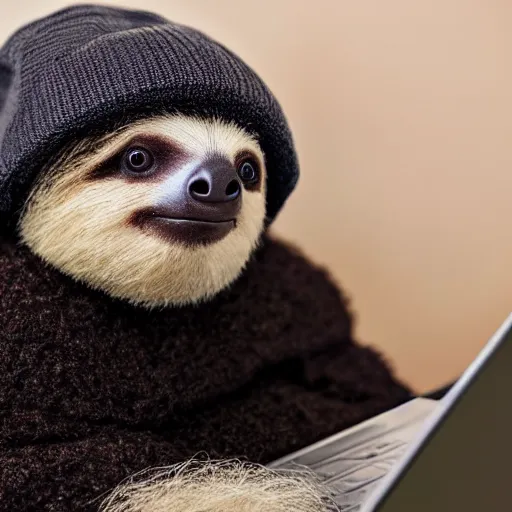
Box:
(0, 234), (411, 510)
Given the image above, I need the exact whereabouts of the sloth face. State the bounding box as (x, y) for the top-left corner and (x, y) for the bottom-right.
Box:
(19, 114), (267, 307)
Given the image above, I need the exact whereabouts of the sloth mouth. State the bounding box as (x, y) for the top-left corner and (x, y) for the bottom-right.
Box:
(134, 212), (237, 245)
(154, 216), (236, 225)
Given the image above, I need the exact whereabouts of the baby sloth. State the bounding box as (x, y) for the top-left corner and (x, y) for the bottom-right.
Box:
(20, 114), (267, 307)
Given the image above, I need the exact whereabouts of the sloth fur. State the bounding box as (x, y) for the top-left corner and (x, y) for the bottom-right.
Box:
(98, 459), (338, 512)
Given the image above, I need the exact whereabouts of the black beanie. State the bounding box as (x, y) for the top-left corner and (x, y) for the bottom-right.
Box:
(0, 4), (299, 227)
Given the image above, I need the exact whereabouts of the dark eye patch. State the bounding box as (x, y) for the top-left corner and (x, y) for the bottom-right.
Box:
(86, 134), (189, 183)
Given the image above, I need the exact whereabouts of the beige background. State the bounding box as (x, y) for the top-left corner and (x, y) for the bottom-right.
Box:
(1, 1), (511, 393)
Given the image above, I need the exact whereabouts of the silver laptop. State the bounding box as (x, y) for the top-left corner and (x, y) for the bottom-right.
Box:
(269, 313), (512, 511)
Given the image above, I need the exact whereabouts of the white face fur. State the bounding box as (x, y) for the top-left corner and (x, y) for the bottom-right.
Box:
(19, 114), (267, 308)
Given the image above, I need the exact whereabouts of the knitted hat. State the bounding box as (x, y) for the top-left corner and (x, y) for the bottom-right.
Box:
(0, 4), (299, 227)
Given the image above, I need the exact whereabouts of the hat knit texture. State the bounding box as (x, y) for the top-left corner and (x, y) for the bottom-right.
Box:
(0, 4), (299, 225)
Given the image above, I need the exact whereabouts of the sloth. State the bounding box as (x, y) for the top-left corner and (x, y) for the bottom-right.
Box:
(0, 5), (412, 512)
(20, 114), (268, 308)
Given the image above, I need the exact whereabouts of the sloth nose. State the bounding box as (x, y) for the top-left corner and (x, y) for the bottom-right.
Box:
(188, 161), (241, 204)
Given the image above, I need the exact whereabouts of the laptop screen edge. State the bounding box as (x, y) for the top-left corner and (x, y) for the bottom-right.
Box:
(362, 312), (512, 511)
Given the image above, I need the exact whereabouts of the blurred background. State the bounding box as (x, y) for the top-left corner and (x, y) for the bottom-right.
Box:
(1, 1), (511, 393)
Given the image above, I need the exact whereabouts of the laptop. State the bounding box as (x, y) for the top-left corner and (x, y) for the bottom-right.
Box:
(269, 312), (512, 511)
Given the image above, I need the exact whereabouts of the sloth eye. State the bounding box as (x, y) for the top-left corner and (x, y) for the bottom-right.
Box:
(237, 159), (259, 184)
(123, 147), (154, 173)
